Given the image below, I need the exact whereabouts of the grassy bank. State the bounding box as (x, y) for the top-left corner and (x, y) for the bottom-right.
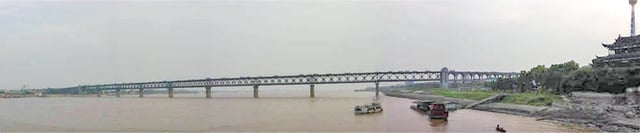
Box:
(500, 92), (561, 106)
(404, 87), (497, 101)
(430, 89), (497, 100)
(401, 87), (562, 106)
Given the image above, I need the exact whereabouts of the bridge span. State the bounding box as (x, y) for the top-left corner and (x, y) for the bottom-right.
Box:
(51, 67), (519, 98)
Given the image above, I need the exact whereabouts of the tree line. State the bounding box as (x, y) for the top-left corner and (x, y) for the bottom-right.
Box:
(488, 60), (638, 94)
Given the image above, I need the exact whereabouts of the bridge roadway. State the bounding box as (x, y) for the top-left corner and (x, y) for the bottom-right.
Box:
(53, 67), (519, 98)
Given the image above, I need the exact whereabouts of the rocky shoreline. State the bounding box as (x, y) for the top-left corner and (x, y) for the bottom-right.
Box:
(382, 91), (640, 132)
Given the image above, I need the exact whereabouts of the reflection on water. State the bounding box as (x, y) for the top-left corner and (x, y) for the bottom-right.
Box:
(0, 89), (582, 132)
(429, 119), (448, 130)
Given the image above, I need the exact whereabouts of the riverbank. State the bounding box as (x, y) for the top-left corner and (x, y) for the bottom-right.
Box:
(382, 90), (640, 132)
(383, 91), (546, 116)
(535, 92), (640, 132)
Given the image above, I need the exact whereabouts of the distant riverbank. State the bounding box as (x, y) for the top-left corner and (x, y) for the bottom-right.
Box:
(380, 90), (639, 132)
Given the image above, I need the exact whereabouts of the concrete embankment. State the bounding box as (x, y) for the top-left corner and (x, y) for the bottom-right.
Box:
(464, 93), (550, 117)
(473, 103), (548, 116)
(464, 93), (506, 109)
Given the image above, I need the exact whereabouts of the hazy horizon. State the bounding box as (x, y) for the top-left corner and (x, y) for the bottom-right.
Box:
(0, 0), (632, 89)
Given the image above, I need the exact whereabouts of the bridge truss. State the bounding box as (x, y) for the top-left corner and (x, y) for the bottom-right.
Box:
(57, 70), (518, 91)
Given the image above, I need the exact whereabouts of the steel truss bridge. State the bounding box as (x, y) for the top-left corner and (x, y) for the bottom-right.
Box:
(50, 67), (519, 98)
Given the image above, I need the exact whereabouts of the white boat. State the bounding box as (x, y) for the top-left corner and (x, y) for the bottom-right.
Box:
(354, 102), (383, 114)
(354, 98), (383, 114)
(445, 101), (459, 111)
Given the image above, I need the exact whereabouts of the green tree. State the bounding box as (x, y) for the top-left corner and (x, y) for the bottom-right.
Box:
(550, 60), (579, 72)
(561, 66), (596, 93)
(528, 65), (548, 91)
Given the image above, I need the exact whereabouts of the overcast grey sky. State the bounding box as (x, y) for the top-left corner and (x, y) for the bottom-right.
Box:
(0, 0), (632, 89)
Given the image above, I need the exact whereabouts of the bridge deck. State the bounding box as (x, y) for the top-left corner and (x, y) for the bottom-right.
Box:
(53, 70), (518, 91)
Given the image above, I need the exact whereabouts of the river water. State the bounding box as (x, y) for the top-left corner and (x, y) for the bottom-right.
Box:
(0, 87), (582, 132)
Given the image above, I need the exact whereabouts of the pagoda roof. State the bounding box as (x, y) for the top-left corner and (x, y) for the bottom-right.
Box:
(603, 43), (640, 49)
(593, 52), (640, 63)
(603, 35), (640, 48)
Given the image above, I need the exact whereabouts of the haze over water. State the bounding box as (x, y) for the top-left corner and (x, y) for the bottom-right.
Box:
(0, 88), (581, 132)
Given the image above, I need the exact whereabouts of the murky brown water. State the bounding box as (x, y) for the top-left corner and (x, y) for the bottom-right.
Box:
(0, 88), (582, 132)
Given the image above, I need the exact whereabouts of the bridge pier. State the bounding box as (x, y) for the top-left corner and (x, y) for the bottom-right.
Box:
(375, 82), (380, 97)
(310, 84), (315, 98)
(206, 86), (212, 98)
(253, 85), (259, 98)
(139, 88), (144, 98)
(168, 87), (174, 98)
(116, 89), (121, 97)
(97, 90), (102, 97)
(440, 67), (450, 89)
(78, 88), (85, 95)
(461, 74), (466, 85)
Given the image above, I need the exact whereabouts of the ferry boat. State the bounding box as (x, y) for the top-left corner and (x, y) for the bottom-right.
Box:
(410, 100), (449, 120)
(354, 98), (383, 114)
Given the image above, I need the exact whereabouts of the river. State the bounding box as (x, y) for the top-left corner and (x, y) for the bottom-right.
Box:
(0, 87), (582, 132)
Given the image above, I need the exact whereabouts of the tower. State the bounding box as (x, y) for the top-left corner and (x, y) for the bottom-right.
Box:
(631, 0), (637, 36)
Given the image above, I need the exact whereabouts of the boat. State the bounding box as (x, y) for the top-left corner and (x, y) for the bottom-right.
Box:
(354, 99), (383, 114)
(496, 124), (507, 132)
(410, 100), (449, 119)
(444, 101), (459, 111)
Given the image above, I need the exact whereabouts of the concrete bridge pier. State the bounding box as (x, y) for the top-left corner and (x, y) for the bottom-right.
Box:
(253, 85), (259, 98)
(205, 86), (212, 98)
(375, 82), (380, 97)
(116, 89), (121, 97)
(440, 67), (450, 89)
(462, 74), (467, 85)
(139, 88), (144, 98)
(168, 87), (174, 98)
(310, 84), (315, 98)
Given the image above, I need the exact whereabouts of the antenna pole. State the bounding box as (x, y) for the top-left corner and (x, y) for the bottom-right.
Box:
(631, 0), (637, 36)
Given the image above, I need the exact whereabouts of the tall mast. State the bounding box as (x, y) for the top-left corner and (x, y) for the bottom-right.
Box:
(631, 0), (637, 36)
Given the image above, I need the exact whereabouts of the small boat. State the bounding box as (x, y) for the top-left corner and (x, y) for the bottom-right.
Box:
(496, 124), (507, 132)
(444, 101), (459, 111)
(354, 98), (383, 114)
(410, 100), (449, 120)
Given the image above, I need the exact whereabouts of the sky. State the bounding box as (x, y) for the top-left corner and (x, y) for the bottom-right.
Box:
(0, 0), (633, 89)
